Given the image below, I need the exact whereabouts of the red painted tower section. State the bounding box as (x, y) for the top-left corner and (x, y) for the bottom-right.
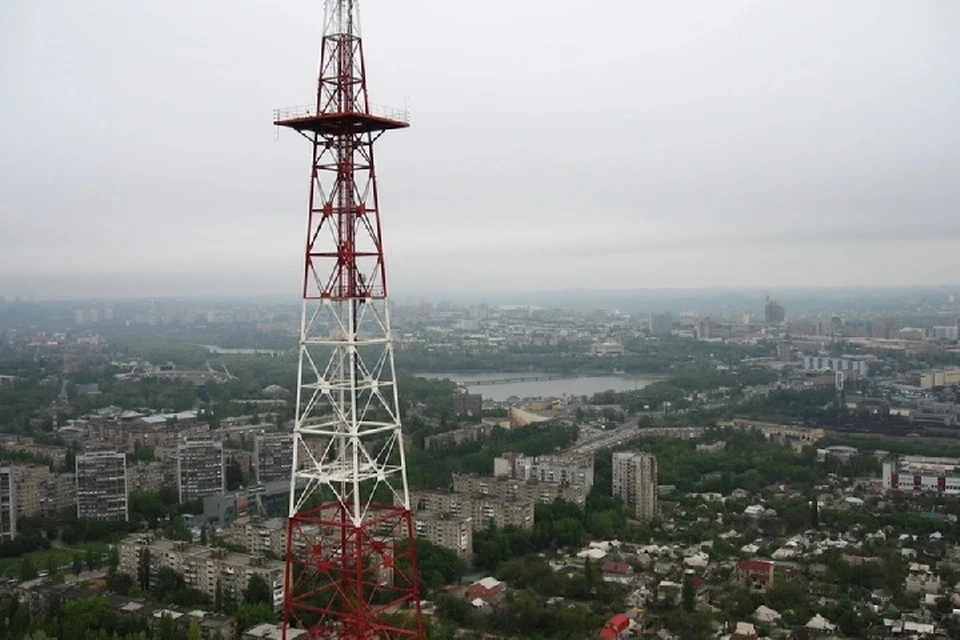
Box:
(274, 2), (423, 639)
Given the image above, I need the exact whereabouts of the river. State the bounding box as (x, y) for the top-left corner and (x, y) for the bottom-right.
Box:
(201, 345), (283, 356)
(416, 372), (661, 402)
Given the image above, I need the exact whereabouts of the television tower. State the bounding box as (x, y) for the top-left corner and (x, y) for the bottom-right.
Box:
(273, 1), (423, 638)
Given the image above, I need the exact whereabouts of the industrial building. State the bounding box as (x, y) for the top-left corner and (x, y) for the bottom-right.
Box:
(177, 439), (225, 503)
(612, 452), (659, 521)
(493, 452), (594, 492)
(254, 434), (292, 483)
(76, 451), (129, 522)
(882, 456), (960, 494)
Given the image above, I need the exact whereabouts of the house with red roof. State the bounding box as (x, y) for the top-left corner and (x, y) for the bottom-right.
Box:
(598, 613), (631, 640)
(601, 560), (634, 584)
(737, 559), (776, 592)
(467, 576), (506, 604)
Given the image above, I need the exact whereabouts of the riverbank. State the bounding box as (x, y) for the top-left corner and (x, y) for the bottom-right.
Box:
(416, 372), (665, 402)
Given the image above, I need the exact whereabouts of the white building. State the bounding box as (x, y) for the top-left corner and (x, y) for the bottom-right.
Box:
(612, 452), (658, 521)
(803, 355), (871, 378)
(882, 456), (960, 494)
(932, 326), (959, 341)
(493, 452), (594, 491)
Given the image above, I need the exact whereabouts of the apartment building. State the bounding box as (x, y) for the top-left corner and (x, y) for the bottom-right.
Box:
(76, 451), (128, 522)
(254, 434), (292, 484)
(612, 452), (659, 521)
(6, 464), (76, 521)
(128, 460), (175, 494)
(411, 511), (473, 561)
(920, 369), (960, 390)
(118, 533), (284, 609)
(493, 452), (594, 491)
(802, 355), (871, 378)
(87, 412), (209, 451)
(409, 489), (534, 532)
(0, 466), (15, 541)
(226, 516), (287, 557)
(177, 439), (225, 503)
(452, 472), (588, 508)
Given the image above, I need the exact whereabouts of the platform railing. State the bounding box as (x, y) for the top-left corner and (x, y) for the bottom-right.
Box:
(273, 102), (410, 124)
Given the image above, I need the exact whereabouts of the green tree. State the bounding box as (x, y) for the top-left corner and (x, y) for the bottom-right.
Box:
(59, 596), (114, 640)
(187, 619), (202, 640)
(434, 593), (470, 625)
(85, 547), (102, 570)
(682, 575), (695, 612)
(214, 578), (224, 613)
(155, 612), (175, 640)
(44, 555), (63, 582)
(19, 556), (38, 581)
(137, 548), (151, 591)
(243, 574), (273, 605)
(234, 602), (277, 636)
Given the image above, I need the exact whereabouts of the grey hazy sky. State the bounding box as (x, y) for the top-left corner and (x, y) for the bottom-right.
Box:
(1, 0), (958, 299)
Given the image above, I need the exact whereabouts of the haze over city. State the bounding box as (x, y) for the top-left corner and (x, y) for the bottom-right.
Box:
(2, 0), (958, 299)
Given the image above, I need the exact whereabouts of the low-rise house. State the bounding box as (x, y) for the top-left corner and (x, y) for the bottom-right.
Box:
(242, 623), (308, 639)
(731, 621), (758, 640)
(598, 613), (631, 640)
(905, 563), (941, 595)
(467, 577), (505, 605)
(753, 604), (781, 624)
(737, 559), (776, 592)
(601, 560), (634, 584)
(806, 613), (836, 633)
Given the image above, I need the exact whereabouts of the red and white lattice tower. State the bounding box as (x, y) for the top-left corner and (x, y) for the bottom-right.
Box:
(274, 1), (423, 638)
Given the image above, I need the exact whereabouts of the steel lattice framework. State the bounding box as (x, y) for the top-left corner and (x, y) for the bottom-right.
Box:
(274, 2), (423, 638)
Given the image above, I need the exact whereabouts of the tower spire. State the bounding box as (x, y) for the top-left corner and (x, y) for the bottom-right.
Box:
(274, 1), (422, 637)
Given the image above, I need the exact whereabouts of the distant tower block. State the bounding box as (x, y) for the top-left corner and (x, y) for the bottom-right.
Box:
(273, 1), (423, 639)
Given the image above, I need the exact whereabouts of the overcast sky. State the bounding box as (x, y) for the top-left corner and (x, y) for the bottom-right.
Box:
(1, 0), (958, 300)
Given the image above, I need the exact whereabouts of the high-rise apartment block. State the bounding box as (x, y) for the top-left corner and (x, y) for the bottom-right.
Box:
(648, 313), (673, 335)
(4, 464), (75, 521)
(764, 299), (786, 325)
(76, 451), (129, 522)
(0, 467), (15, 541)
(177, 440), (225, 503)
(254, 434), (292, 484)
(128, 460), (175, 494)
(493, 452), (594, 492)
(453, 390), (483, 418)
(612, 452), (659, 521)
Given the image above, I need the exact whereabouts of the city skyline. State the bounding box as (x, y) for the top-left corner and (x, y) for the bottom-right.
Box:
(2, 0), (959, 298)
